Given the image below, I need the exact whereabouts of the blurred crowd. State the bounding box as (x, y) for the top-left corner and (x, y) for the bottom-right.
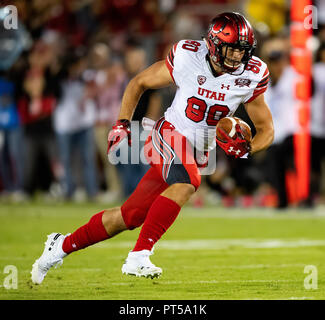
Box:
(0, 0), (324, 209)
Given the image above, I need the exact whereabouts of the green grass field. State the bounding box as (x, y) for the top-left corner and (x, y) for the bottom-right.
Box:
(0, 202), (325, 300)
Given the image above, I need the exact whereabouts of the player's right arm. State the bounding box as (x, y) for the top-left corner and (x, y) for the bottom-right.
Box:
(107, 60), (174, 154)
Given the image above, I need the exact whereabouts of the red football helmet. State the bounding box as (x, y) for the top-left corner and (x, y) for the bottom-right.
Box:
(204, 12), (256, 74)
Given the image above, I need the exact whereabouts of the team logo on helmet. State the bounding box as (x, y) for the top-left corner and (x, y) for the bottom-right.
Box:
(234, 78), (251, 87)
(197, 75), (206, 85)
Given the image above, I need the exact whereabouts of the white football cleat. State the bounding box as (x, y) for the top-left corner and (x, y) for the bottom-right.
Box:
(31, 233), (67, 285)
(122, 249), (162, 279)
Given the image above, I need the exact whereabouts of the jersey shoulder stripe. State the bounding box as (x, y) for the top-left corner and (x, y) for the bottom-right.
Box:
(168, 43), (177, 67)
(257, 68), (270, 86)
(255, 66), (269, 92)
(244, 56), (269, 103)
(165, 43), (178, 83)
(165, 43), (179, 83)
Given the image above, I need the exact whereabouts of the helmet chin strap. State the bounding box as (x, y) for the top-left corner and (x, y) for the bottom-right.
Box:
(223, 61), (245, 75)
(213, 54), (241, 74)
(204, 37), (245, 76)
(223, 60), (241, 70)
(204, 38), (240, 72)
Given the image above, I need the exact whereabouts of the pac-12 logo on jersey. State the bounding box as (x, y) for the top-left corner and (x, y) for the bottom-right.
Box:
(197, 75), (206, 85)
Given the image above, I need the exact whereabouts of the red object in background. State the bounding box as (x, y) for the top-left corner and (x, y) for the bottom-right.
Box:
(285, 170), (299, 205)
(293, 132), (311, 200)
(18, 97), (56, 124)
(260, 193), (278, 208)
(291, 24), (311, 48)
(290, 50), (312, 76)
(239, 195), (254, 208)
(296, 101), (311, 128)
(291, 0), (312, 22)
(295, 77), (312, 101)
(291, 0), (312, 202)
(221, 196), (235, 208)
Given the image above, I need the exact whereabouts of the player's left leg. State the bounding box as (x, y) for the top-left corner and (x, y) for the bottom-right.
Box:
(122, 117), (202, 278)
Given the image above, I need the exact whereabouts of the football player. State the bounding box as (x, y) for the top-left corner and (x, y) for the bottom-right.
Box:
(31, 12), (274, 283)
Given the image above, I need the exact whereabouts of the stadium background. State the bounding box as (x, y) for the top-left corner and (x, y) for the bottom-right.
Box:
(0, 0), (324, 209)
(1, 0), (325, 301)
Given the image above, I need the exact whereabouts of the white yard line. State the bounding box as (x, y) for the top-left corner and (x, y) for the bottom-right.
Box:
(20, 268), (102, 273)
(288, 297), (315, 300)
(96, 238), (325, 250)
(110, 279), (299, 286)
(182, 263), (306, 269)
(183, 208), (325, 219)
(0, 257), (30, 261)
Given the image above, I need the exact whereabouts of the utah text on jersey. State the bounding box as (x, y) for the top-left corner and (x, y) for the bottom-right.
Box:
(165, 39), (269, 151)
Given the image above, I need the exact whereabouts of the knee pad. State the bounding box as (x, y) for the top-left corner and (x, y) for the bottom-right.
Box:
(121, 204), (147, 230)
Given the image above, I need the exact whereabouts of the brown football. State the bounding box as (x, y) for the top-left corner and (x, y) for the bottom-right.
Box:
(216, 117), (252, 143)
